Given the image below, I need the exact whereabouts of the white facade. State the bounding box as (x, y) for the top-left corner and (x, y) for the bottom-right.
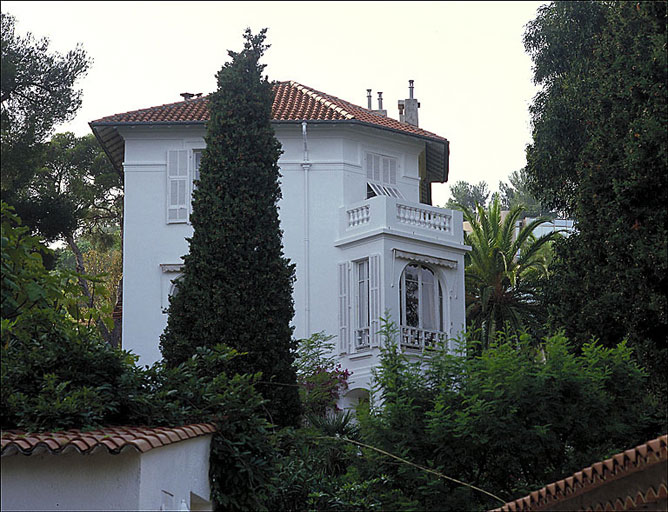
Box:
(114, 115), (469, 400)
(0, 436), (212, 511)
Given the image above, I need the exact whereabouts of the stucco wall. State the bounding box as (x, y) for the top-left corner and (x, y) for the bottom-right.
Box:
(119, 122), (468, 394)
(1, 449), (140, 511)
(0, 436), (212, 512)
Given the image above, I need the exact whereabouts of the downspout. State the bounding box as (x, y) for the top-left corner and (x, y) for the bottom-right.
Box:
(302, 121), (311, 337)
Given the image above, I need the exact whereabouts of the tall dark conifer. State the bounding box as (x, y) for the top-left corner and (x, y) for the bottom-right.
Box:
(160, 29), (301, 428)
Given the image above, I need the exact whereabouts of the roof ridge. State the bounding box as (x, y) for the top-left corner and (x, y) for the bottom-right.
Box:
(290, 81), (355, 120)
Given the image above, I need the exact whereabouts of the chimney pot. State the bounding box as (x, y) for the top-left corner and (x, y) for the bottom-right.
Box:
(409, 80), (414, 99)
(377, 92), (384, 111)
(367, 89), (372, 109)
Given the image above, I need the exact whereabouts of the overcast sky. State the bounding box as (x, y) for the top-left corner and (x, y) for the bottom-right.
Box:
(4, 1), (546, 206)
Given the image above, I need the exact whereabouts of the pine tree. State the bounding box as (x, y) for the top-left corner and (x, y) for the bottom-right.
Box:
(160, 29), (301, 428)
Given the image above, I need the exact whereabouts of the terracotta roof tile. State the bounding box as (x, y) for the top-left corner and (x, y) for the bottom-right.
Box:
(1, 423), (216, 456)
(490, 434), (668, 512)
(90, 80), (447, 143)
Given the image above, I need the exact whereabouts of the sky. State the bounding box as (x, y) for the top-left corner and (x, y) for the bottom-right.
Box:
(3, 1), (546, 206)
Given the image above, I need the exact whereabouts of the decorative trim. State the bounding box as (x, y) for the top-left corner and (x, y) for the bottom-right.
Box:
(393, 249), (457, 269)
(160, 264), (184, 273)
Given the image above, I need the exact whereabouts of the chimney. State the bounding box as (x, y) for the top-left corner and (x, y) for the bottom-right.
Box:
(373, 91), (387, 117)
(367, 89), (372, 109)
(403, 80), (420, 127)
(180, 92), (195, 101)
(398, 100), (405, 123)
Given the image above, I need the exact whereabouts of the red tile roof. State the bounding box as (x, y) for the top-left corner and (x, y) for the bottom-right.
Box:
(1, 423), (216, 456)
(491, 434), (668, 512)
(90, 80), (448, 143)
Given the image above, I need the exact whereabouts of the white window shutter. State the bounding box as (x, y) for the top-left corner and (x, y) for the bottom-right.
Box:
(389, 158), (397, 185)
(167, 150), (189, 223)
(338, 262), (350, 354)
(369, 254), (381, 347)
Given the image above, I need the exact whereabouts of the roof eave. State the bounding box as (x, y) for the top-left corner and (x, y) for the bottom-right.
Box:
(90, 119), (449, 182)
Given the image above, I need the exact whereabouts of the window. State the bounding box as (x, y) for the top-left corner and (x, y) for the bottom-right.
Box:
(167, 150), (189, 223)
(338, 255), (380, 354)
(355, 259), (370, 349)
(365, 152), (404, 199)
(193, 150), (202, 186)
(399, 264), (444, 349)
(166, 149), (203, 223)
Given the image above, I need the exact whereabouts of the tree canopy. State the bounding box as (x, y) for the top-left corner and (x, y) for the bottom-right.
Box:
(523, 1), (667, 412)
(460, 196), (559, 346)
(444, 180), (490, 210)
(160, 29), (301, 428)
(498, 169), (555, 218)
(1, 13), (90, 218)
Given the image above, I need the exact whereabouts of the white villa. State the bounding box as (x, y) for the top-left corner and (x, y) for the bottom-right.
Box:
(90, 81), (470, 402)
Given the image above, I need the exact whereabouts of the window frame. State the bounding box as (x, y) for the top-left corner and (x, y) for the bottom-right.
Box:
(364, 151), (404, 199)
(354, 258), (371, 349)
(399, 263), (444, 333)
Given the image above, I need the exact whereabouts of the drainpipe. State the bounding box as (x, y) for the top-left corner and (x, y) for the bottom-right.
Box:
(302, 121), (311, 337)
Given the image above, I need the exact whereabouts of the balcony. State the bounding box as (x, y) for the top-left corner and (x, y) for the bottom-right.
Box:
(400, 326), (443, 351)
(337, 196), (464, 247)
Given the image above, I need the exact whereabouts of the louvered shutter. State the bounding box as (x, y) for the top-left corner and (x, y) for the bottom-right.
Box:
(338, 262), (350, 354)
(369, 254), (381, 347)
(167, 150), (189, 223)
(389, 158), (397, 185)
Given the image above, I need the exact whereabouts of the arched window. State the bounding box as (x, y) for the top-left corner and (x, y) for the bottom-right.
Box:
(399, 264), (444, 348)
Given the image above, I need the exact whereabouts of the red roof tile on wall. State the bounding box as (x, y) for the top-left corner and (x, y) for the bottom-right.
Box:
(90, 81), (447, 143)
(1, 423), (216, 456)
(490, 434), (668, 512)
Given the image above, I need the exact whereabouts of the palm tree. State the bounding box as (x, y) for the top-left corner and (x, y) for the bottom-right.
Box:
(460, 195), (561, 348)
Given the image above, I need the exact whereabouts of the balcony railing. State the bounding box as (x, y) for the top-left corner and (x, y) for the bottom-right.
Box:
(339, 196), (463, 245)
(400, 326), (443, 350)
(355, 328), (370, 351)
(396, 204), (451, 232)
(347, 205), (370, 228)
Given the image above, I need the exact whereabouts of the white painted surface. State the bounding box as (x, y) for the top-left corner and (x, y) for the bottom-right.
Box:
(120, 122), (469, 393)
(1, 436), (212, 512)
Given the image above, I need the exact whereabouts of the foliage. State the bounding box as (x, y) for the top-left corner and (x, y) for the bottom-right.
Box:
(1, 13), (90, 218)
(353, 320), (651, 510)
(498, 169), (555, 218)
(2, 203), (279, 512)
(524, 1), (668, 413)
(160, 28), (300, 428)
(294, 332), (351, 417)
(55, 230), (123, 339)
(11, 132), (122, 243)
(444, 180), (490, 210)
(460, 195), (560, 346)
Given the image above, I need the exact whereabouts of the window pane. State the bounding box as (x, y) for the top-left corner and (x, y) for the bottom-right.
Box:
(358, 260), (369, 328)
(421, 267), (435, 330)
(194, 151), (202, 182)
(422, 279), (435, 330)
(439, 281), (444, 331)
(405, 265), (419, 327)
(178, 180), (186, 204)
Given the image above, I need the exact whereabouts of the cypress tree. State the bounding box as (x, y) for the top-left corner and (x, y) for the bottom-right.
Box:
(160, 29), (301, 428)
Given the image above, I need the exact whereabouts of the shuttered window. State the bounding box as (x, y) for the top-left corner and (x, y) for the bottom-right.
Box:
(338, 262), (350, 354)
(166, 150), (189, 223)
(365, 152), (403, 199)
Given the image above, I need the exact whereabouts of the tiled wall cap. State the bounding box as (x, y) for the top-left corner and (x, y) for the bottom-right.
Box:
(1, 423), (216, 456)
